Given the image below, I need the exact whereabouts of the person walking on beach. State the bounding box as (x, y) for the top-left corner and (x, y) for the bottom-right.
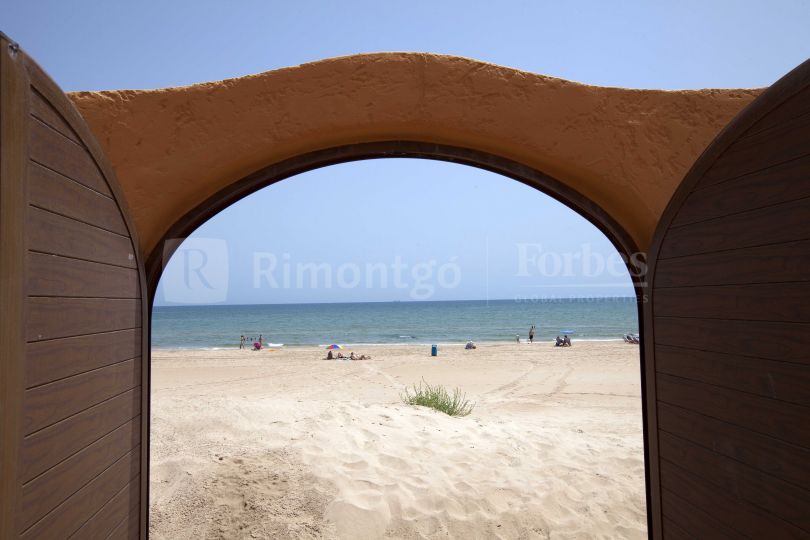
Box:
(239, 335), (245, 349)
(529, 325), (535, 343)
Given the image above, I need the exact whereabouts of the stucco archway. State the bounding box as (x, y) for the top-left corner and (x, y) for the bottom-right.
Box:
(69, 53), (761, 259)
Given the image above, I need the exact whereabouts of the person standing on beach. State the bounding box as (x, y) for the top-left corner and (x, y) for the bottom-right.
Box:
(529, 325), (535, 343)
(239, 335), (245, 349)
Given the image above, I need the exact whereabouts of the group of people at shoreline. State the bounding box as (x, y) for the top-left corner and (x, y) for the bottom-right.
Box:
(239, 334), (263, 350)
(233, 324), (649, 351)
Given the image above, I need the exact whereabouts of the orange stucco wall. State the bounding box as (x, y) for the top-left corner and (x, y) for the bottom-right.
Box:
(69, 53), (761, 256)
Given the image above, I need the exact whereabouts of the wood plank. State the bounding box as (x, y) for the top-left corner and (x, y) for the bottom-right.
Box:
(658, 402), (810, 488)
(656, 374), (810, 448)
(27, 206), (136, 268)
(27, 252), (140, 299)
(656, 345), (810, 406)
(654, 282), (810, 323)
(104, 508), (139, 540)
(674, 153), (810, 227)
(20, 447), (139, 539)
(661, 488), (743, 540)
(28, 117), (110, 196)
(0, 33), (31, 539)
(29, 161), (124, 233)
(660, 459), (806, 538)
(661, 518), (692, 540)
(30, 89), (81, 144)
(654, 238), (810, 288)
(660, 431), (810, 531)
(26, 329), (141, 388)
(19, 417), (139, 532)
(69, 476), (139, 539)
(660, 196), (810, 259)
(743, 86), (810, 139)
(653, 316), (810, 364)
(24, 359), (140, 434)
(20, 388), (140, 482)
(27, 297), (140, 342)
(700, 111), (810, 187)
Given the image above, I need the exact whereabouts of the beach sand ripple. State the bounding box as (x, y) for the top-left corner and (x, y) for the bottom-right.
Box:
(150, 342), (646, 539)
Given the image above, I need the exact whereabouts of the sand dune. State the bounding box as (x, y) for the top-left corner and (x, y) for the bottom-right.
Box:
(150, 342), (647, 539)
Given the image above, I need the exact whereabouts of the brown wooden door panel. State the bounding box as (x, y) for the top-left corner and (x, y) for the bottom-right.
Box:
(70, 477), (140, 539)
(659, 460), (806, 538)
(26, 297), (141, 342)
(20, 389), (141, 483)
(647, 58), (810, 538)
(106, 509), (140, 540)
(27, 252), (140, 299)
(653, 316), (809, 363)
(653, 282), (810, 322)
(655, 345), (810, 405)
(26, 329), (141, 388)
(671, 154), (810, 227)
(28, 118), (110, 196)
(28, 161), (129, 235)
(657, 402), (810, 488)
(29, 89), (82, 144)
(656, 373), (810, 448)
(28, 206), (136, 268)
(699, 112), (810, 187)
(659, 196), (810, 259)
(19, 447), (140, 539)
(654, 239), (810, 288)
(19, 417), (140, 532)
(0, 34), (147, 537)
(659, 431), (810, 530)
(744, 85), (810, 137)
(23, 358), (140, 435)
(660, 490), (746, 540)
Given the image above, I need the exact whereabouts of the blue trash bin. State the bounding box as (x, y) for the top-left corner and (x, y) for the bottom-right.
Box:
(431, 344), (438, 357)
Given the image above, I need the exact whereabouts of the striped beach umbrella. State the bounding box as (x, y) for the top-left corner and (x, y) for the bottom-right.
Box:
(326, 344), (343, 350)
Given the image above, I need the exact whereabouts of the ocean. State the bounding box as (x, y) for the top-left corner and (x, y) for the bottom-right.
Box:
(152, 298), (639, 349)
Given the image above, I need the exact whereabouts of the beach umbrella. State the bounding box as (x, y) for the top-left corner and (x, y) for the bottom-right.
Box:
(560, 329), (576, 335)
(326, 344), (343, 350)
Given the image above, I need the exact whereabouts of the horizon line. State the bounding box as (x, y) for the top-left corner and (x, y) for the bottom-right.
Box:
(154, 295), (638, 308)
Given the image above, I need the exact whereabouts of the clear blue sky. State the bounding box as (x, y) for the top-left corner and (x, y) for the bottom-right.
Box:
(5, 1), (809, 304)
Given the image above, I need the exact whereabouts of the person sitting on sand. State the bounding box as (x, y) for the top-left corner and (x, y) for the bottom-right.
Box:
(336, 352), (344, 359)
(327, 350), (334, 360)
(465, 340), (477, 350)
(358, 354), (371, 360)
(555, 336), (564, 347)
(252, 341), (262, 351)
(350, 352), (356, 360)
(563, 335), (572, 347)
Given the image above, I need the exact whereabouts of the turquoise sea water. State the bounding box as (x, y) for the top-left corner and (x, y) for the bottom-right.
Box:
(152, 298), (639, 349)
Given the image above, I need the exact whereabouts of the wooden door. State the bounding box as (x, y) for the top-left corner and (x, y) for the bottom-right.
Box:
(0, 34), (147, 538)
(644, 59), (810, 537)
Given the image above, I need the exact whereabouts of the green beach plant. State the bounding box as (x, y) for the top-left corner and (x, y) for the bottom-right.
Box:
(401, 379), (475, 417)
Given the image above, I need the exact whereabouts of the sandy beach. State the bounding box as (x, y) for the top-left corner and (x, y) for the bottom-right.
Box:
(149, 342), (647, 539)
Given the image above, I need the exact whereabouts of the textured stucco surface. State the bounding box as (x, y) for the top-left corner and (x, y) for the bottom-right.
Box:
(69, 53), (762, 256)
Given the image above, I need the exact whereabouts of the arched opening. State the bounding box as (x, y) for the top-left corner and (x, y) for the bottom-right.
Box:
(147, 146), (650, 537)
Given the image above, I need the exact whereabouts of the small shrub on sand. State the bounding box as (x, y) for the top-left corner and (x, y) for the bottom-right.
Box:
(401, 379), (475, 417)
